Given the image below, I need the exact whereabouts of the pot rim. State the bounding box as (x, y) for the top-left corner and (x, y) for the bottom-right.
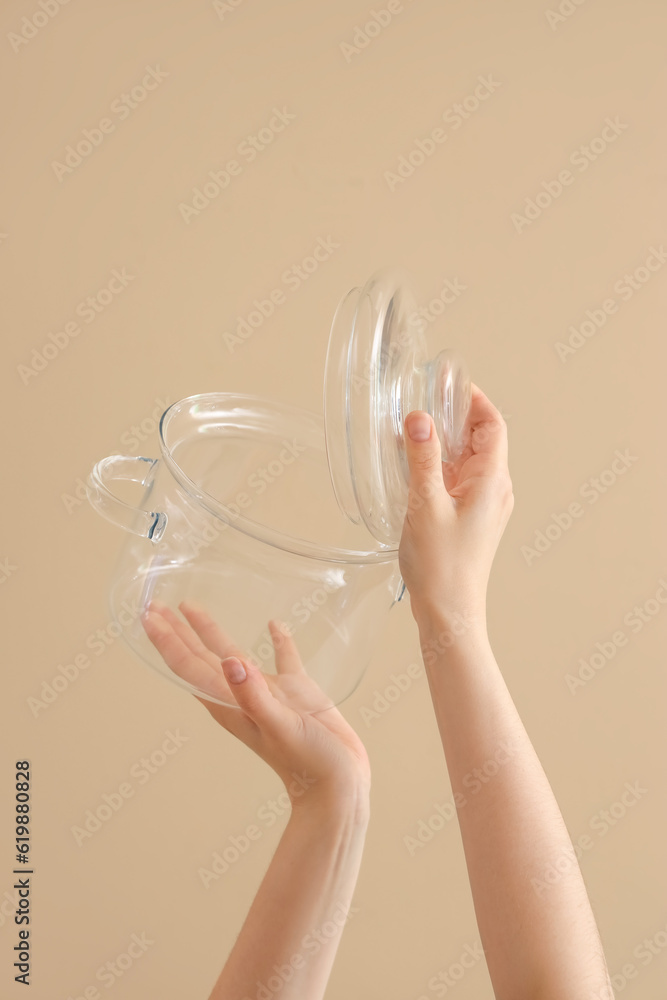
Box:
(158, 392), (399, 565)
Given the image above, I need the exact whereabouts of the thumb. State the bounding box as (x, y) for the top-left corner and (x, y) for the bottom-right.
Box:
(403, 411), (447, 507)
(221, 656), (289, 734)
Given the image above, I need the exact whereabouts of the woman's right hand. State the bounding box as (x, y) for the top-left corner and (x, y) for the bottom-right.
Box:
(398, 382), (515, 631)
(141, 601), (371, 818)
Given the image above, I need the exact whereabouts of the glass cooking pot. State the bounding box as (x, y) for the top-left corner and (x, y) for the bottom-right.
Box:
(86, 268), (471, 713)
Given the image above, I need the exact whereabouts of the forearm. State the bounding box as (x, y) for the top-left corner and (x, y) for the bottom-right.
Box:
(417, 610), (613, 1000)
(207, 790), (369, 1000)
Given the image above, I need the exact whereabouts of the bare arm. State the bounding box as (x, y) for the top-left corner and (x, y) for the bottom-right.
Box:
(141, 604), (370, 1000)
(208, 793), (368, 1000)
(416, 612), (612, 999)
(399, 390), (613, 1000)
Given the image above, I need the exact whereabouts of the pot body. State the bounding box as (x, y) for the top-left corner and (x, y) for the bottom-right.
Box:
(87, 394), (404, 712)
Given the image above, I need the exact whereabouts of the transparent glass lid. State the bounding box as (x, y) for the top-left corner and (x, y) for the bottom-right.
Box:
(324, 267), (471, 547)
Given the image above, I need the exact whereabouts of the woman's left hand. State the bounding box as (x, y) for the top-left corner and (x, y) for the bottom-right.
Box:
(142, 600), (371, 816)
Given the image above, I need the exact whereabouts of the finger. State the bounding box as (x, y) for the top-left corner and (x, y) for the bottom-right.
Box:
(466, 383), (508, 465)
(142, 609), (233, 703)
(142, 609), (260, 745)
(268, 619), (305, 676)
(178, 600), (257, 665)
(403, 411), (448, 510)
(219, 656), (297, 738)
(148, 600), (228, 674)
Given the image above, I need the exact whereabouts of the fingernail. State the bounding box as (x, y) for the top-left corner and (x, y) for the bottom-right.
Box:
(222, 657), (246, 684)
(407, 413), (431, 442)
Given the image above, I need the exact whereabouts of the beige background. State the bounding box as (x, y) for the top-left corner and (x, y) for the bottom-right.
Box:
(1, 0), (666, 997)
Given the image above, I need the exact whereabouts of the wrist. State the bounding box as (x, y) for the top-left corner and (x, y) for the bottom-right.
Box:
(415, 604), (489, 659)
(411, 601), (487, 653)
(289, 778), (371, 829)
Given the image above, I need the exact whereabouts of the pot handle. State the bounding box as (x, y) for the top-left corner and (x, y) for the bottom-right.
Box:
(391, 569), (406, 606)
(86, 455), (167, 542)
